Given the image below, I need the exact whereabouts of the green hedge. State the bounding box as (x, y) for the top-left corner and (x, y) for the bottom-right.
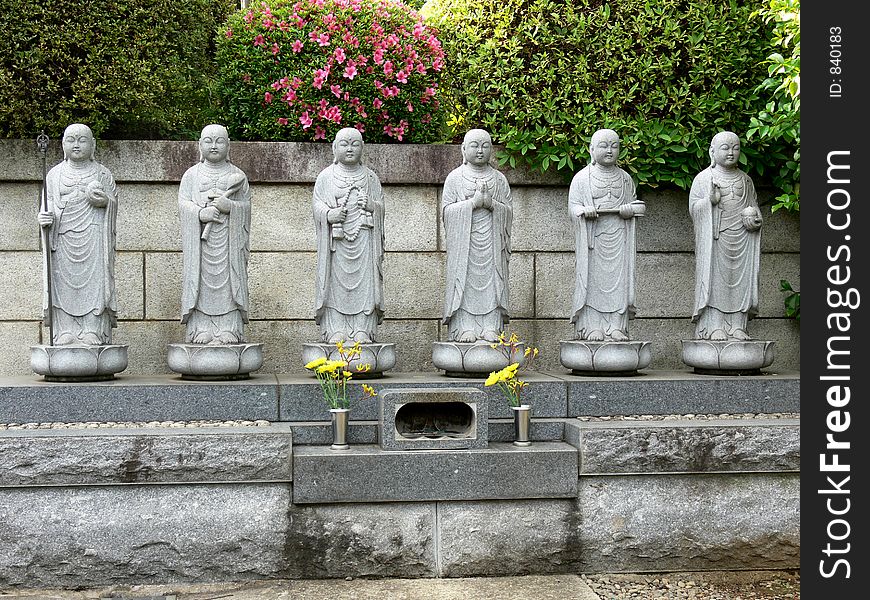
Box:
(0, 0), (235, 139)
(427, 0), (798, 190)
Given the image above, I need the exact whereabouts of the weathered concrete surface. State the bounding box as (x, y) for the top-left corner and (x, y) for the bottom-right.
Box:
(0, 484), (292, 587)
(438, 499), (581, 577)
(292, 443), (578, 504)
(575, 473), (800, 572)
(0, 425), (293, 486)
(283, 502), (436, 578)
(0, 574), (602, 599)
(566, 419), (800, 474)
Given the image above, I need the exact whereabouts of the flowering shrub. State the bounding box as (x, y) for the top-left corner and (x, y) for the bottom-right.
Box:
(216, 0), (446, 142)
(304, 341), (377, 409)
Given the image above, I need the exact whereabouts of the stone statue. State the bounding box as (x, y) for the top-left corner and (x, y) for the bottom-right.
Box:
(441, 128), (512, 343)
(37, 123), (119, 346)
(178, 124), (252, 344)
(568, 128), (645, 342)
(313, 127), (386, 344)
(689, 131), (762, 340)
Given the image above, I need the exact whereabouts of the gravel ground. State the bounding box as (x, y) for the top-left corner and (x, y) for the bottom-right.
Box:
(581, 570), (800, 599)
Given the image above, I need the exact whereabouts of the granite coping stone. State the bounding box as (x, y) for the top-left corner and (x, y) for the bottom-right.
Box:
(0, 371), (799, 423)
(564, 418), (800, 475)
(0, 423), (294, 487)
(561, 369), (800, 416)
(292, 442), (578, 503)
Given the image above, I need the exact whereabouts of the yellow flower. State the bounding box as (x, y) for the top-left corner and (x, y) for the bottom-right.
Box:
(504, 362), (520, 374)
(343, 371), (353, 379)
(533, 348), (539, 357)
(356, 363), (372, 372)
(362, 384), (377, 397)
(317, 359), (348, 374)
(484, 371), (500, 386)
(490, 343), (498, 349)
(509, 332), (519, 344)
(304, 356), (328, 370)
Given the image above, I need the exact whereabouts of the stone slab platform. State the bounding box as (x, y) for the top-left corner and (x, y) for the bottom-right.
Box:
(0, 371), (800, 424)
(0, 423), (293, 487)
(292, 442), (578, 504)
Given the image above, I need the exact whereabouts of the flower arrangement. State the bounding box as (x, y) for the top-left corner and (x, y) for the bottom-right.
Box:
(216, 0), (446, 143)
(304, 341), (377, 409)
(484, 332), (538, 407)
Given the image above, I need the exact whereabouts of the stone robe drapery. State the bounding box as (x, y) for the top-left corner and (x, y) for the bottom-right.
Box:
(569, 165), (637, 338)
(42, 161), (118, 344)
(313, 165), (385, 340)
(689, 167), (761, 332)
(179, 163), (251, 342)
(441, 166), (512, 337)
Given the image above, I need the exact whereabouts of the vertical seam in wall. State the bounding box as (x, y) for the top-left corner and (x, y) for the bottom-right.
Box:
(435, 187), (442, 252)
(532, 252), (538, 319)
(434, 501), (443, 577)
(141, 252), (147, 320)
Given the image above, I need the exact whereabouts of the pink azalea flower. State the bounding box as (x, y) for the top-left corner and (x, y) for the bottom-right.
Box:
(253, 35), (266, 47)
(300, 112), (313, 129)
(318, 33), (330, 47)
(372, 98), (383, 109)
(406, 101), (413, 112)
(383, 61), (394, 76)
(225, 28), (233, 38)
(334, 47), (346, 63)
(292, 39), (304, 53)
(416, 63), (427, 75)
(354, 123), (365, 133)
(243, 11), (254, 24)
(396, 70), (408, 84)
(272, 43), (280, 55)
(330, 84), (342, 98)
(314, 126), (326, 140)
(373, 49), (384, 65)
(277, 117), (289, 125)
(283, 90), (297, 104)
(291, 77), (303, 89)
(343, 65), (358, 79)
(264, 92), (273, 104)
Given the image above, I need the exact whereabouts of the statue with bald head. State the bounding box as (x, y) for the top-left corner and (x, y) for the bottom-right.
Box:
(689, 131), (762, 340)
(178, 124), (252, 344)
(441, 128), (512, 343)
(36, 123), (119, 345)
(313, 127), (385, 343)
(568, 128), (645, 342)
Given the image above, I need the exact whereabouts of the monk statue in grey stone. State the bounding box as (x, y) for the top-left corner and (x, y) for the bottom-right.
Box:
(568, 128), (645, 342)
(36, 123), (119, 345)
(442, 129), (512, 343)
(313, 127), (386, 344)
(690, 131), (762, 340)
(179, 124), (252, 344)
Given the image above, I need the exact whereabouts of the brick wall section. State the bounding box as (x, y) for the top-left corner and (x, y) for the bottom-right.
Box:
(0, 140), (800, 375)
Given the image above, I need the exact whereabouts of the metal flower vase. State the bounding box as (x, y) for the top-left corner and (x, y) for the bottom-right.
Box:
(330, 408), (350, 450)
(511, 404), (531, 447)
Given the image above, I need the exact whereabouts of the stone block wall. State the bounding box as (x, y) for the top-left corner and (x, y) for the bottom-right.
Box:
(0, 140), (800, 376)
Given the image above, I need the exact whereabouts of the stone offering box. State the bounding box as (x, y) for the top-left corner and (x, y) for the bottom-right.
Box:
(378, 387), (488, 450)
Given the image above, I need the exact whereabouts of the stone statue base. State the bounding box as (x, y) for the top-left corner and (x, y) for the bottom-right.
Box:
(559, 340), (652, 376)
(432, 341), (526, 377)
(167, 343), (264, 380)
(681, 339), (775, 375)
(302, 342), (396, 378)
(31, 344), (129, 382)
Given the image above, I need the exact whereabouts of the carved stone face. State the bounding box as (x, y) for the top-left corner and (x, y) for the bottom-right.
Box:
(462, 130), (492, 167)
(334, 129), (363, 166)
(62, 124), (94, 163)
(200, 125), (230, 164)
(711, 133), (740, 168)
(590, 130), (620, 167)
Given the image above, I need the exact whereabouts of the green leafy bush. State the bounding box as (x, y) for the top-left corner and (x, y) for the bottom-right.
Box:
(427, 0), (799, 190)
(748, 0), (800, 213)
(215, 0), (446, 142)
(0, 0), (235, 139)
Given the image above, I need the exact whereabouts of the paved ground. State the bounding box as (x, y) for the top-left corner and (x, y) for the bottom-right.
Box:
(0, 571), (800, 599)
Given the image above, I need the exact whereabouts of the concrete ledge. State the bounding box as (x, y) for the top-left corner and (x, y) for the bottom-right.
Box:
(564, 419), (800, 475)
(0, 424), (293, 487)
(564, 370), (800, 416)
(292, 442), (578, 504)
(0, 375), (280, 423)
(0, 371), (799, 423)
